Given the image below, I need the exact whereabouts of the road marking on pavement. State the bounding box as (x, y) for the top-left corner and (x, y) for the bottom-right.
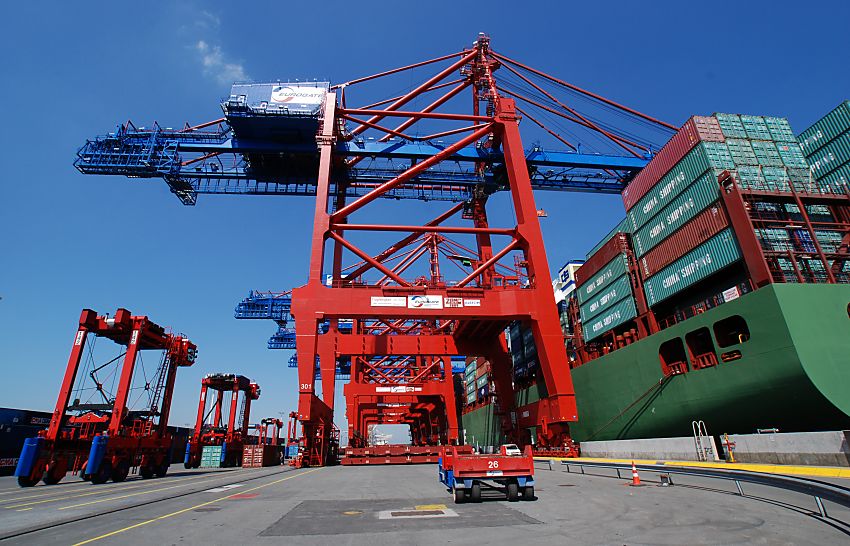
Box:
(203, 484), (244, 493)
(72, 468), (319, 546)
(378, 508), (457, 519)
(3, 473), (214, 509)
(15, 508), (33, 512)
(57, 474), (235, 511)
(415, 504), (446, 510)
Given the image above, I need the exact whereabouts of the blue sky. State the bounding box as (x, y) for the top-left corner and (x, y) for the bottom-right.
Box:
(1, 1), (848, 439)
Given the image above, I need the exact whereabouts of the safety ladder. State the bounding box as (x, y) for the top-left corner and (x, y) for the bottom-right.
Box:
(692, 420), (714, 462)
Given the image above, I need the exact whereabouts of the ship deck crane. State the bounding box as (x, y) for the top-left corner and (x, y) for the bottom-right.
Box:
(75, 34), (675, 466)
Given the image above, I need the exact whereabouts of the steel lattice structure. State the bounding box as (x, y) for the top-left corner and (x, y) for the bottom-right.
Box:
(75, 34), (674, 466)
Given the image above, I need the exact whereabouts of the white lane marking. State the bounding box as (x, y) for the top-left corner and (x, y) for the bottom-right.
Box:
(202, 484), (245, 493)
(377, 508), (458, 519)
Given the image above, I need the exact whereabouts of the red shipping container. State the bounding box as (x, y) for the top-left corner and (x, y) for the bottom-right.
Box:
(638, 203), (729, 279)
(475, 358), (490, 378)
(622, 116), (724, 211)
(243, 444), (281, 467)
(574, 232), (631, 288)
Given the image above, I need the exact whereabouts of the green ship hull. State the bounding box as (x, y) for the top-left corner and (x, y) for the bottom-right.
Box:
(461, 284), (850, 445)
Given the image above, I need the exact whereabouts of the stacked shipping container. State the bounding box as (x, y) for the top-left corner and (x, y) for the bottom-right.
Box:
(572, 108), (849, 353)
(508, 322), (538, 382)
(574, 240), (637, 343)
(463, 357), (492, 407)
(463, 358), (477, 406)
(622, 112), (819, 305)
(799, 100), (850, 193)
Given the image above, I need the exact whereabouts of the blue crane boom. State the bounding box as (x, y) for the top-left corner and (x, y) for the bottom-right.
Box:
(75, 116), (650, 205)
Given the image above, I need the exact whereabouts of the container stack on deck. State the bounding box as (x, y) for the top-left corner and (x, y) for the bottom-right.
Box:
(568, 110), (850, 364)
(508, 323), (539, 386)
(462, 357), (493, 411)
(799, 101), (850, 196)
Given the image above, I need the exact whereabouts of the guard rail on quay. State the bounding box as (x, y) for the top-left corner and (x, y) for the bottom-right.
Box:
(539, 459), (850, 527)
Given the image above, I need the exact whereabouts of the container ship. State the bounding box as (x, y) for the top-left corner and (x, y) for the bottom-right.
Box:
(461, 103), (850, 446)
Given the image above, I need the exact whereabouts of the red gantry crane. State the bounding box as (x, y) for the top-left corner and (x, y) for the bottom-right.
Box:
(184, 373), (261, 468)
(74, 34), (674, 466)
(15, 309), (197, 486)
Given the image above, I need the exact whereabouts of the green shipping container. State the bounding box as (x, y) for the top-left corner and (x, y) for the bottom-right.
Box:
(740, 115), (773, 141)
(725, 138), (758, 165)
(579, 273), (633, 323)
(643, 229), (742, 307)
(466, 391), (476, 405)
(632, 170), (721, 257)
(476, 374), (489, 388)
(764, 116), (797, 143)
(577, 253), (629, 305)
(775, 141), (808, 168)
(583, 297), (638, 342)
(750, 140), (783, 167)
(819, 164), (850, 193)
(806, 131), (850, 178)
(715, 113), (748, 138)
(466, 382), (476, 394)
(628, 141), (734, 232)
(798, 100), (850, 156)
(200, 445), (223, 468)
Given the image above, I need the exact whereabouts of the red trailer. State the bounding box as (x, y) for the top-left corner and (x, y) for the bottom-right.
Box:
(15, 309), (196, 487)
(184, 374), (260, 468)
(438, 445), (536, 503)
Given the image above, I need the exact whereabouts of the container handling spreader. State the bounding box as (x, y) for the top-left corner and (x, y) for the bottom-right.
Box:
(15, 309), (197, 487)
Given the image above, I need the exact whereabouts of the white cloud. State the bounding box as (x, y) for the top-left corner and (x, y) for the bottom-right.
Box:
(195, 40), (247, 84)
(197, 10), (221, 29)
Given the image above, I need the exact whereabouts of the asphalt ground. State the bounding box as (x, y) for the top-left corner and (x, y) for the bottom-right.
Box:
(0, 461), (848, 545)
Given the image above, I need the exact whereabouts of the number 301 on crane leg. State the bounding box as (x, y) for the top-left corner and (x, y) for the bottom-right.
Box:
(438, 445), (536, 504)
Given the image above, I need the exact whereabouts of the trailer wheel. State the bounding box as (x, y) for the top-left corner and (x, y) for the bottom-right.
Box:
(154, 463), (168, 478)
(17, 475), (40, 488)
(140, 465), (155, 479)
(111, 460), (130, 483)
(522, 486), (535, 500)
(91, 461), (112, 485)
(506, 482), (519, 502)
(453, 487), (466, 504)
(183, 461), (192, 469)
(470, 482), (482, 503)
(18, 459), (46, 487)
(42, 466), (64, 485)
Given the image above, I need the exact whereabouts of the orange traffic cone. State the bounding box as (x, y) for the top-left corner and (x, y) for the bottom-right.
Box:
(629, 461), (641, 486)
